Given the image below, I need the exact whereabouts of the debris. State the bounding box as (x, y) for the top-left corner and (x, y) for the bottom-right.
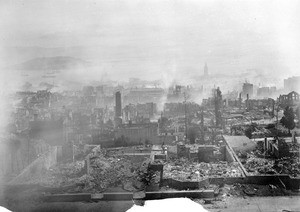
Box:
(218, 184), (285, 197)
(204, 199), (213, 204)
(164, 158), (242, 181)
(243, 153), (300, 176)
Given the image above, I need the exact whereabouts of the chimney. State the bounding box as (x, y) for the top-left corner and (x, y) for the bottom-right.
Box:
(239, 93), (242, 110)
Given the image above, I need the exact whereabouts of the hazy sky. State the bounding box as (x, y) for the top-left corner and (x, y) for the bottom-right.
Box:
(1, 0), (300, 80)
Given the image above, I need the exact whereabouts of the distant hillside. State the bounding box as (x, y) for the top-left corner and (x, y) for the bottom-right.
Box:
(9, 56), (91, 71)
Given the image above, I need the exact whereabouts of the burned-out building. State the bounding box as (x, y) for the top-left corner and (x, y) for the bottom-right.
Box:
(257, 86), (277, 98)
(123, 87), (164, 104)
(115, 123), (158, 144)
(136, 102), (157, 119)
(164, 102), (201, 117)
(278, 91), (300, 108)
(246, 98), (275, 111)
(242, 82), (254, 99)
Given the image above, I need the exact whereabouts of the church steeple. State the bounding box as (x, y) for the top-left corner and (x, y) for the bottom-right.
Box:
(204, 62), (208, 77)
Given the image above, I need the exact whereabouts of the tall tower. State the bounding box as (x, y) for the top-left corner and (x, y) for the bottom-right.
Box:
(204, 62), (208, 77)
(115, 91), (122, 118)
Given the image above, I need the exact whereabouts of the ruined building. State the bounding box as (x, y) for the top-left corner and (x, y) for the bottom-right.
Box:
(278, 91), (300, 108)
(242, 82), (253, 99)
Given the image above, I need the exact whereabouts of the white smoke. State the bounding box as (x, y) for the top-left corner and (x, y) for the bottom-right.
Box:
(156, 60), (178, 112)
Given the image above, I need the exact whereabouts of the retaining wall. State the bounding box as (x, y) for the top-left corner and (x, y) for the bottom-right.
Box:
(225, 146), (235, 163)
(165, 175), (300, 190)
(224, 139), (248, 177)
(163, 178), (210, 190)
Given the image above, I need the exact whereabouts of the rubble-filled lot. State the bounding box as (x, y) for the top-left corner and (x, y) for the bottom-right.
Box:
(164, 158), (243, 181)
(242, 154), (276, 175)
(236, 140), (300, 177)
(242, 154), (300, 177)
(9, 149), (150, 193)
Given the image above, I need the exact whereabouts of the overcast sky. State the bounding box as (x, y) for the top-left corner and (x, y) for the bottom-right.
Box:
(0, 0), (300, 79)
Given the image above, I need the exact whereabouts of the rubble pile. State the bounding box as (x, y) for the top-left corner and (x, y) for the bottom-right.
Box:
(9, 146), (164, 193)
(88, 155), (141, 192)
(218, 183), (284, 197)
(164, 158), (242, 181)
(12, 150), (148, 193)
(243, 154), (300, 177)
(274, 158), (300, 177)
(52, 161), (86, 178)
(243, 156), (276, 175)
